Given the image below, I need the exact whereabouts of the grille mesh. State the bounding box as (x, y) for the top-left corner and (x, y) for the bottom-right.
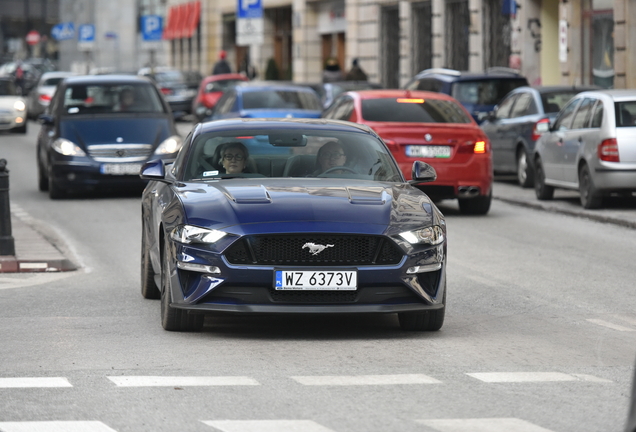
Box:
(224, 234), (403, 266)
(87, 144), (153, 162)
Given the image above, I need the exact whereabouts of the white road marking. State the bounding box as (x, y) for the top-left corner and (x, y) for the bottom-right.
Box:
(467, 372), (579, 383)
(417, 417), (556, 432)
(614, 315), (636, 326)
(587, 318), (636, 332)
(570, 373), (613, 383)
(291, 374), (441, 386)
(0, 377), (72, 388)
(0, 421), (117, 432)
(107, 376), (259, 387)
(202, 420), (336, 432)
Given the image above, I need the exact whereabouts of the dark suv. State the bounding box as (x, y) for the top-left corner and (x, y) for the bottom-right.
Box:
(404, 68), (529, 124)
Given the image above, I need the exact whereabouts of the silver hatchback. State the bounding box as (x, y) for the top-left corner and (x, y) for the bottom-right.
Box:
(533, 90), (636, 209)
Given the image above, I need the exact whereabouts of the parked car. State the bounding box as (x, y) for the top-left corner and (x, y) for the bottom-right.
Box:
(533, 89), (636, 209)
(322, 89), (493, 214)
(36, 75), (182, 199)
(306, 81), (383, 109)
(0, 77), (27, 134)
(481, 85), (599, 187)
(139, 118), (447, 332)
(192, 73), (248, 122)
(26, 71), (76, 119)
(137, 67), (200, 118)
(209, 82), (322, 120)
(404, 67), (529, 124)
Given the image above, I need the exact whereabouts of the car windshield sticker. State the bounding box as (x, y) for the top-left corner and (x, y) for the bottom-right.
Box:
(203, 170), (219, 177)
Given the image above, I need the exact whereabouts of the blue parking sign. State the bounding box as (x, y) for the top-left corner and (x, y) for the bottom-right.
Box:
(51, 22), (75, 41)
(141, 15), (163, 41)
(237, 0), (263, 19)
(78, 24), (95, 43)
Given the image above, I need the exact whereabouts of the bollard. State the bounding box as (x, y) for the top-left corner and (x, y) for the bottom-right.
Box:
(0, 159), (15, 256)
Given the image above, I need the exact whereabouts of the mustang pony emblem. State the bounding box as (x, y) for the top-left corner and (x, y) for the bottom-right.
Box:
(302, 243), (334, 255)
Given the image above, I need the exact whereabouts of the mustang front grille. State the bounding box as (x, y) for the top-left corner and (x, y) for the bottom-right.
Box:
(224, 234), (404, 266)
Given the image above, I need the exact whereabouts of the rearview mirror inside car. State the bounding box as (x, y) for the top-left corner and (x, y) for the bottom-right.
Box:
(268, 133), (306, 147)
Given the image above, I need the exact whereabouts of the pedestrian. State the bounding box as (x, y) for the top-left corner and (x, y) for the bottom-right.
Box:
(322, 58), (344, 83)
(345, 58), (368, 81)
(212, 50), (232, 75)
(14, 61), (25, 95)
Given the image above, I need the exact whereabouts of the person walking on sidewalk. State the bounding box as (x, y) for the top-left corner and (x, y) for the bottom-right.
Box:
(212, 50), (232, 75)
(345, 58), (368, 81)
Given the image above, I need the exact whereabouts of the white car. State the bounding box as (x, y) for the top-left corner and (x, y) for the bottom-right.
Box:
(0, 77), (27, 134)
(534, 89), (636, 208)
(26, 71), (75, 119)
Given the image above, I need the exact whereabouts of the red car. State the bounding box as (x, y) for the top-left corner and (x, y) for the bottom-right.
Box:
(322, 90), (493, 214)
(192, 73), (248, 121)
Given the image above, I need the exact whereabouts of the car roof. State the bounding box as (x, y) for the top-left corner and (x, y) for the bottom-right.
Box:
(201, 73), (247, 84)
(62, 75), (154, 85)
(196, 118), (376, 135)
(40, 71), (76, 79)
(346, 89), (457, 101)
(414, 67), (526, 82)
(235, 82), (317, 92)
(572, 89), (636, 102)
(512, 85), (600, 94)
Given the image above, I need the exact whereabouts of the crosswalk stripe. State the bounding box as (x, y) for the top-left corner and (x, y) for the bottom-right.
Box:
(416, 418), (556, 432)
(0, 421), (117, 432)
(107, 376), (259, 387)
(202, 420), (335, 432)
(466, 372), (602, 383)
(586, 319), (636, 332)
(0, 378), (72, 388)
(291, 374), (441, 386)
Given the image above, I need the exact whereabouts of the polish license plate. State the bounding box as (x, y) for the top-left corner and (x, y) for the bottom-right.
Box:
(274, 270), (357, 290)
(406, 145), (451, 158)
(100, 163), (143, 175)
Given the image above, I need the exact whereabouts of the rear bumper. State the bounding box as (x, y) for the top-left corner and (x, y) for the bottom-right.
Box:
(593, 164), (636, 191)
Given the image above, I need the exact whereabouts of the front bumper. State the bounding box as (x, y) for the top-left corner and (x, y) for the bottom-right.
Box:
(0, 112), (26, 130)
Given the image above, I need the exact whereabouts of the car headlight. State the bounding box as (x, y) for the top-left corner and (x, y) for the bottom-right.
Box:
(399, 226), (444, 245)
(13, 100), (26, 111)
(171, 225), (227, 244)
(52, 138), (86, 156)
(154, 135), (183, 155)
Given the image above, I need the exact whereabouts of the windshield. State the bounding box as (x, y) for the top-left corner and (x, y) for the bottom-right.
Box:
(62, 83), (165, 115)
(181, 129), (402, 182)
(361, 98), (472, 123)
(451, 79), (528, 105)
(0, 80), (16, 96)
(242, 90), (322, 110)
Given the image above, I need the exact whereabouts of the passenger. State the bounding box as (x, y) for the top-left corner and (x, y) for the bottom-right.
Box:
(314, 141), (347, 175)
(117, 88), (136, 111)
(219, 142), (249, 174)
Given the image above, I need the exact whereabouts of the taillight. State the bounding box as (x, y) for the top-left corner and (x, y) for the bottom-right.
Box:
(38, 94), (51, 103)
(474, 140), (486, 154)
(161, 87), (172, 95)
(532, 118), (551, 141)
(457, 140), (490, 154)
(598, 138), (620, 162)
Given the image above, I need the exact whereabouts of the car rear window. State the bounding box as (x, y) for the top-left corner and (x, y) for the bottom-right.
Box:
(62, 83), (166, 115)
(205, 79), (244, 93)
(451, 79), (528, 105)
(361, 98), (472, 123)
(615, 102), (636, 127)
(541, 91), (581, 113)
(243, 90), (322, 110)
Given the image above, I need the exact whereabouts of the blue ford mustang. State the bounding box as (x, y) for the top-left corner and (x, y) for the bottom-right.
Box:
(140, 119), (447, 332)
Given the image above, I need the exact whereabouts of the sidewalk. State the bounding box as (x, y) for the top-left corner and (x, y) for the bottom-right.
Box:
(0, 179), (635, 274)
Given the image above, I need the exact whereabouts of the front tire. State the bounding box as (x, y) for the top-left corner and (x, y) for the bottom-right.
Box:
(517, 148), (534, 188)
(398, 287), (446, 331)
(141, 223), (160, 299)
(534, 157), (554, 200)
(37, 159), (48, 192)
(579, 164), (603, 209)
(160, 239), (204, 332)
(48, 170), (66, 199)
(458, 191), (491, 215)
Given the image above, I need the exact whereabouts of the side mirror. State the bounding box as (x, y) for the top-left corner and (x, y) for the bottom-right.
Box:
(534, 118), (551, 134)
(38, 114), (55, 125)
(409, 161), (437, 184)
(140, 159), (167, 181)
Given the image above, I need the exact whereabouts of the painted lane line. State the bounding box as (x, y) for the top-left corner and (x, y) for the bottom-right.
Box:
(417, 418), (556, 432)
(570, 373), (613, 383)
(291, 374), (441, 386)
(0, 377), (72, 388)
(587, 318), (636, 332)
(107, 376), (259, 387)
(202, 420), (336, 432)
(0, 421), (117, 432)
(467, 372), (578, 383)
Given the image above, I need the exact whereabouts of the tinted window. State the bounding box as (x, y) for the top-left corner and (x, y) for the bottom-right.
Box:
(408, 78), (444, 92)
(553, 99), (580, 131)
(615, 101), (636, 127)
(541, 91), (581, 113)
(361, 98), (471, 123)
(62, 83), (165, 115)
(510, 93), (538, 117)
(590, 101), (604, 128)
(0, 80), (16, 96)
(242, 90), (322, 110)
(571, 98), (595, 129)
(451, 79), (528, 105)
(495, 94), (517, 119)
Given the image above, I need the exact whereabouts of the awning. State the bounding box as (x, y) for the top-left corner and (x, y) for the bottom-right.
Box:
(163, 1), (200, 40)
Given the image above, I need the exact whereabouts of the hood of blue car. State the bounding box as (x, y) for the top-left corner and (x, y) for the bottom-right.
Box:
(176, 178), (437, 235)
(59, 117), (173, 148)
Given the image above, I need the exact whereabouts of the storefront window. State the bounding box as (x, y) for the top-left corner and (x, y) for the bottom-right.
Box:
(582, 0), (614, 88)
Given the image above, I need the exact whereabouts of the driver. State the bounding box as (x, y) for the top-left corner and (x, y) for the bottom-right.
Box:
(314, 141), (348, 175)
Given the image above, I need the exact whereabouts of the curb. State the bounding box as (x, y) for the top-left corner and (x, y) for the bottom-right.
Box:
(0, 256), (77, 273)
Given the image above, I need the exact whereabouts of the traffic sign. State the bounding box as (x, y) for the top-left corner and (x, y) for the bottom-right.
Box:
(237, 0), (262, 19)
(26, 30), (40, 46)
(141, 15), (163, 41)
(237, 0), (263, 45)
(51, 22), (75, 41)
(78, 24), (95, 50)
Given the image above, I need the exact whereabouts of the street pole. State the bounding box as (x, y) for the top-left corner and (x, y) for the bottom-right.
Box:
(0, 159), (15, 256)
